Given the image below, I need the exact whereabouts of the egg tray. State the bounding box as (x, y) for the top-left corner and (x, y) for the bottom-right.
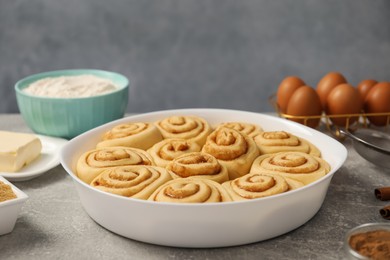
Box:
(268, 94), (390, 138)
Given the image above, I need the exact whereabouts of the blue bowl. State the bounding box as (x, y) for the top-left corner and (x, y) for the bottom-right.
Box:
(15, 69), (129, 139)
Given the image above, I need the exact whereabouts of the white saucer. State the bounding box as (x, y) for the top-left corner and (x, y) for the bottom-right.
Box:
(1, 135), (68, 182)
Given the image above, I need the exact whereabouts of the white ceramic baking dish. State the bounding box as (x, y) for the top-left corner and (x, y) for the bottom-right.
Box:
(60, 109), (347, 248)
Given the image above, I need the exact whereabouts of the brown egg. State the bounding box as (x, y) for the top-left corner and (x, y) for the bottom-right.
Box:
(276, 76), (305, 113)
(357, 79), (377, 101)
(326, 83), (362, 126)
(364, 82), (390, 126)
(316, 72), (347, 109)
(286, 86), (323, 128)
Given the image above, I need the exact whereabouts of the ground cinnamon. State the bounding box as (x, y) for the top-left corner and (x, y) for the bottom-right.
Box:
(0, 181), (17, 202)
(349, 230), (390, 260)
(375, 187), (390, 201)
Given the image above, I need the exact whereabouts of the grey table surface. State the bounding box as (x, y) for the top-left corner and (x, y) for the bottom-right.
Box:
(0, 113), (389, 260)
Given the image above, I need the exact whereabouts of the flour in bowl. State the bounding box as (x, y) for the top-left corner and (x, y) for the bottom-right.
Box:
(23, 74), (118, 98)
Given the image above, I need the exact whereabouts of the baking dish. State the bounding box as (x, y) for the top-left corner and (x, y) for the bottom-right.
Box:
(60, 108), (347, 247)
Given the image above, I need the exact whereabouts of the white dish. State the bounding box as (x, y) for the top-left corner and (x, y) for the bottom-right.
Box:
(1, 135), (68, 181)
(60, 109), (347, 248)
(0, 176), (28, 235)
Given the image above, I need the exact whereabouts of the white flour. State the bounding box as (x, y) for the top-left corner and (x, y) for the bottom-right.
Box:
(23, 74), (118, 98)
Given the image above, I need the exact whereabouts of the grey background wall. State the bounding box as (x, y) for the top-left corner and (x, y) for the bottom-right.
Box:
(1, 0), (389, 114)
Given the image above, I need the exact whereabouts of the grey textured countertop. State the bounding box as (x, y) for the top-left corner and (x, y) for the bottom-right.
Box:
(0, 114), (389, 260)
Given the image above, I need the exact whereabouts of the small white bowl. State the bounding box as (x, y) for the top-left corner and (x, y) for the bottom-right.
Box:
(0, 176), (28, 235)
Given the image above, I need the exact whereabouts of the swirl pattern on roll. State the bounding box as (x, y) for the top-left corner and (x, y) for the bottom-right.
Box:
(216, 122), (263, 137)
(77, 146), (154, 184)
(253, 131), (321, 157)
(96, 122), (163, 150)
(250, 152), (330, 185)
(147, 139), (201, 168)
(148, 178), (232, 203)
(202, 127), (259, 179)
(166, 152), (229, 183)
(285, 178), (305, 190)
(155, 115), (212, 146)
(91, 166), (172, 199)
(222, 173), (291, 201)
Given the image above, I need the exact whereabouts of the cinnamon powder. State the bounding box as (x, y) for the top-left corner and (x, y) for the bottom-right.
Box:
(0, 181), (16, 202)
(349, 230), (390, 260)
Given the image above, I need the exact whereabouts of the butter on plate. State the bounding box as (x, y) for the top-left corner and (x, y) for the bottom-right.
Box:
(0, 131), (42, 172)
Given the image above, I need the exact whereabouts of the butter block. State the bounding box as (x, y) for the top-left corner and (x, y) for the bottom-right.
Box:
(0, 131), (42, 172)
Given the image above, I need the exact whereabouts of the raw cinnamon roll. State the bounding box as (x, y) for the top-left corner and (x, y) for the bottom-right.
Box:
(96, 122), (163, 150)
(147, 139), (201, 168)
(148, 178), (232, 203)
(77, 146), (154, 184)
(91, 166), (172, 199)
(222, 173), (297, 201)
(285, 178), (305, 190)
(201, 127), (259, 180)
(155, 115), (212, 146)
(250, 152), (330, 185)
(215, 122), (263, 138)
(166, 152), (229, 184)
(253, 131), (321, 157)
